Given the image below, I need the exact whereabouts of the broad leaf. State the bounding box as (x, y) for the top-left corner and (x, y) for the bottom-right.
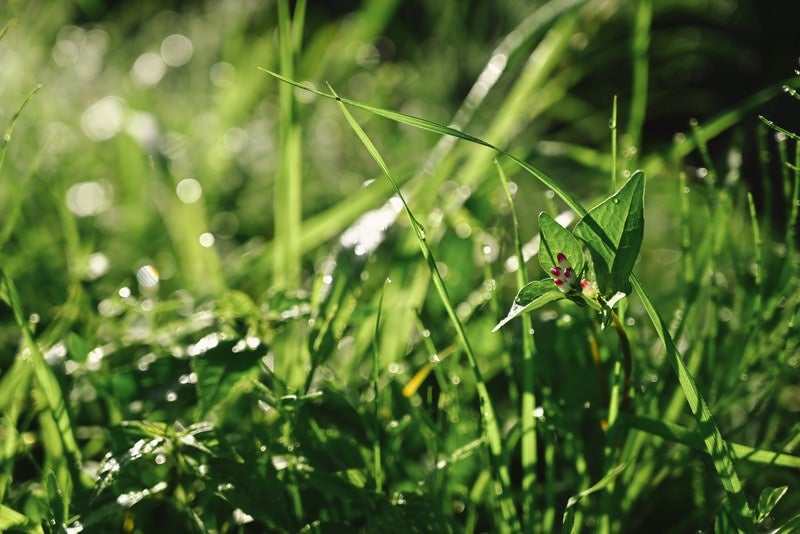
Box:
(538, 212), (585, 278)
(573, 171), (645, 294)
(493, 279), (563, 331)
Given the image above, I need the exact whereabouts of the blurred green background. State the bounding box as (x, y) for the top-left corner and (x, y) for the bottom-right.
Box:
(2, 0), (798, 315)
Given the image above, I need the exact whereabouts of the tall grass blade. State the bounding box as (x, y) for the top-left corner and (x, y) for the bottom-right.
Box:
(274, 0), (305, 289)
(0, 84), (41, 175)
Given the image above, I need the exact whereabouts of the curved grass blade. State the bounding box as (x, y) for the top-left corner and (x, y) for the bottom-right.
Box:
(620, 413), (800, 468)
(561, 464), (626, 534)
(0, 84), (41, 174)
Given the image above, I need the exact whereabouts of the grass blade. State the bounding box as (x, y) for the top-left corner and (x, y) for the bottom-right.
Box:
(620, 414), (800, 468)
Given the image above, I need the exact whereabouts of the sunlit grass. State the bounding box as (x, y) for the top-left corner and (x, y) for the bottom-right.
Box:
(1, 0), (799, 532)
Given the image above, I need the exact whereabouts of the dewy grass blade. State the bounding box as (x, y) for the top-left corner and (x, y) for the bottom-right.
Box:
(0, 84), (41, 174)
(265, 70), (755, 532)
(327, 84), (519, 533)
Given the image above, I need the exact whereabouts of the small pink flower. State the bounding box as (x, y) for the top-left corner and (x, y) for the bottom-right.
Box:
(550, 253), (579, 293)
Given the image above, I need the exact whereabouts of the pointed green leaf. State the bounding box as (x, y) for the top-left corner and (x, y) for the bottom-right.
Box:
(573, 171), (645, 294)
(538, 212), (585, 278)
(492, 279), (563, 332)
(756, 485), (788, 523)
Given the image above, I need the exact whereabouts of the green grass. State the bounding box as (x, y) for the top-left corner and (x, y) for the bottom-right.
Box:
(1, 1), (800, 532)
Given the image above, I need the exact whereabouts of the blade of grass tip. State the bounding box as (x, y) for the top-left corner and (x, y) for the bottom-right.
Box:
(746, 191), (763, 316)
(495, 160), (538, 530)
(0, 269), (82, 484)
(689, 118), (719, 186)
(786, 142), (800, 261)
(679, 171), (694, 287)
(778, 139), (792, 216)
(0, 17), (17, 41)
(562, 464), (626, 534)
(372, 280), (387, 493)
(0, 84), (41, 174)
(610, 95), (618, 192)
(328, 84), (519, 533)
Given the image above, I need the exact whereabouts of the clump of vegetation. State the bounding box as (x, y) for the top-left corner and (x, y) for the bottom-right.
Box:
(1, 1), (799, 532)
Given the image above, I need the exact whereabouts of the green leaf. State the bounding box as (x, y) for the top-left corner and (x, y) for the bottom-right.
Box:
(492, 279), (564, 332)
(756, 485), (788, 523)
(538, 212), (585, 277)
(573, 171), (645, 294)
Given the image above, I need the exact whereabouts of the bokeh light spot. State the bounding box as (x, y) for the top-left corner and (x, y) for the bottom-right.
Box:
(81, 96), (125, 141)
(132, 52), (166, 86)
(161, 34), (193, 67)
(66, 181), (113, 217)
(176, 178), (202, 204)
(136, 265), (160, 289)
